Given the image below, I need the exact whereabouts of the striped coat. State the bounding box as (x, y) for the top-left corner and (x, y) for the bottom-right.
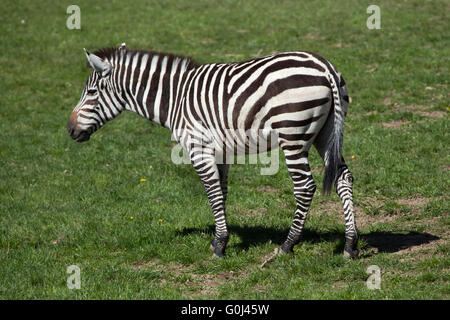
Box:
(68, 44), (359, 259)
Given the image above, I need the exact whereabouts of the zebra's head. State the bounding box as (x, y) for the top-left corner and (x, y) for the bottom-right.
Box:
(67, 47), (125, 142)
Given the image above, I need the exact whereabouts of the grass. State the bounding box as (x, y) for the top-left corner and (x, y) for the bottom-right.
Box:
(0, 0), (449, 299)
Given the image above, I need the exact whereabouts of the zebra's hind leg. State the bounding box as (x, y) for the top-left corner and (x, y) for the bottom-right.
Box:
(280, 147), (316, 254)
(336, 164), (359, 258)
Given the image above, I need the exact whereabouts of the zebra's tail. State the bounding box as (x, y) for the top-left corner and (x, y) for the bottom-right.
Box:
(323, 70), (346, 195)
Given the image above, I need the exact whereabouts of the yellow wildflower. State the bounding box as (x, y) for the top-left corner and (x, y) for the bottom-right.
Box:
(140, 178), (147, 182)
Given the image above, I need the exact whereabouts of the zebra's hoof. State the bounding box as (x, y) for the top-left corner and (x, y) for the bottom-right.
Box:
(343, 237), (359, 259)
(211, 248), (226, 258)
(343, 248), (359, 259)
(212, 252), (224, 259)
(280, 242), (295, 255)
(210, 238), (227, 258)
(210, 238), (217, 252)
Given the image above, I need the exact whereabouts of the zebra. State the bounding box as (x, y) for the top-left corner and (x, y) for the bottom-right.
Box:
(67, 43), (359, 259)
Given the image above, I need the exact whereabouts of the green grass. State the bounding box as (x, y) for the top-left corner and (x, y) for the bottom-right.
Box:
(0, 0), (449, 299)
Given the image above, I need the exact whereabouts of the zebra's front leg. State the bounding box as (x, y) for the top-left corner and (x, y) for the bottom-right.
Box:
(206, 176), (229, 258)
(191, 151), (229, 258)
(336, 165), (359, 258)
(210, 164), (230, 257)
(217, 164), (230, 204)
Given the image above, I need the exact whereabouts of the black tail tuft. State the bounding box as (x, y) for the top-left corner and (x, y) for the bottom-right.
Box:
(322, 115), (342, 195)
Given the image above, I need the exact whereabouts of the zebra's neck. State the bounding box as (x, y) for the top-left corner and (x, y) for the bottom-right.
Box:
(114, 50), (195, 129)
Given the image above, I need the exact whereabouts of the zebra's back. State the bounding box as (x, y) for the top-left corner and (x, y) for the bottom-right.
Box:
(180, 51), (339, 155)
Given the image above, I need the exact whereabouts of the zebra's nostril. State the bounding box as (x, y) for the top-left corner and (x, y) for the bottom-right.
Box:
(67, 123), (74, 136)
(67, 110), (79, 137)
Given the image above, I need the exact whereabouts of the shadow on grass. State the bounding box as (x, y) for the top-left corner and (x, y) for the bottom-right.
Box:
(177, 225), (440, 255)
(360, 231), (440, 254)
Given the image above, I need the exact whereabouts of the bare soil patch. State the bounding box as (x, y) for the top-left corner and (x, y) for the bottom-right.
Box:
(248, 207), (268, 217)
(311, 167), (323, 174)
(256, 185), (280, 194)
(381, 119), (410, 129)
(395, 197), (430, 207)
(127, 257), (251, 298)
(234, 206), (269, 217)
(393, 104), (447, 119)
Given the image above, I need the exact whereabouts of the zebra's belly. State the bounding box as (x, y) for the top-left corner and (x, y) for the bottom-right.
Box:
(204, 128), (279, 157)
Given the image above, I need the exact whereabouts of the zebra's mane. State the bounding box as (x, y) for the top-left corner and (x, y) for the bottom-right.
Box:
(90, 47), (198, 69)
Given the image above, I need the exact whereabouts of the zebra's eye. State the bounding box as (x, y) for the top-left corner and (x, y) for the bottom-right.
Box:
(87, 88), (97, 95)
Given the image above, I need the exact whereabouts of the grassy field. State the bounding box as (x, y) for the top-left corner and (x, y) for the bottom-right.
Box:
(0, 0), (448, 299)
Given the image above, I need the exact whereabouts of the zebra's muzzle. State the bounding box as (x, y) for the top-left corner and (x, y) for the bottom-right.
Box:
(73, 130), (91, 142)
(67, 110), (91, 142)
(68, 126), (91, 142)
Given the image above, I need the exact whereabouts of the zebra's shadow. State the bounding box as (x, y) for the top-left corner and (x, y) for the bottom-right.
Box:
(177, 225), (440, 255)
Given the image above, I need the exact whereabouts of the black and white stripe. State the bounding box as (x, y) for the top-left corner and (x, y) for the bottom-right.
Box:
(68, 45), (358, 258)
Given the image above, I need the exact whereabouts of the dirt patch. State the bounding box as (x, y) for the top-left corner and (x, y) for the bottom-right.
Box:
(332, 281), (348, 290)
(394, 104), (425, 112)
(313, 196), (436, 230)
(256, 185), (280, 194)
(186, 268), (253, 298)
(187, 271), (235, 296)
(357, 212), (399, 229)
(248, 207), (268, 217)
(313, 201), (342, 215)
(50, 235), (66, 245)
(311, 167), (323, 174)
(395, 197), (430, 207)
(398, 238), (448, 262)
(356, 197), (434, 226)
(129, 259), (193, 273)
(393, 104), (447, 119)
(381, 119), (410, 129)
(129, 259), (163, 271)
(313, 199), (389, 228)
(234, 206), (269, 217)
(127, 257), (252, 298)
(379, 104), (447, 129)
(415, 110), (446, 118)
(394, 237), (446, 256)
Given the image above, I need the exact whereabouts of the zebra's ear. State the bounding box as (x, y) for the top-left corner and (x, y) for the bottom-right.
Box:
(84, 48), (112, 78)
(119, 42), (126, 50)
